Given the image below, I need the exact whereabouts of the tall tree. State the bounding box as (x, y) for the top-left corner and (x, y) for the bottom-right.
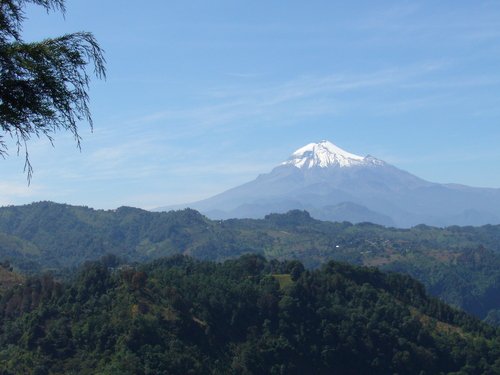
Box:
(0, 0), (105, 179)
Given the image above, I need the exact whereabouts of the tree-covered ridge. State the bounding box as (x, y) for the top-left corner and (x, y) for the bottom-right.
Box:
(3, 202), (500, 319)
(0, 255), (499, 374)
(4, 202), (500, 268)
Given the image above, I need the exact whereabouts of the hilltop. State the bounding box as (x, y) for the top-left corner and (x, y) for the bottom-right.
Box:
(1, 255), (500, 374)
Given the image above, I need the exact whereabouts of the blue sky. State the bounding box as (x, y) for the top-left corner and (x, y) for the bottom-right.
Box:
(2, 1), (500, 209)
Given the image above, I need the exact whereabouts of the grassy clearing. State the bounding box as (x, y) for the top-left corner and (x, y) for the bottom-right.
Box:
(272, 274), (293, 289)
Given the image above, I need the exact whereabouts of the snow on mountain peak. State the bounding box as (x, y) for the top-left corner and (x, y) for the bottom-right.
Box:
(282, 140), (383, 169)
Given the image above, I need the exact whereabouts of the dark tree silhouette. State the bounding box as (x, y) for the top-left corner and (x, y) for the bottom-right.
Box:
(0, 0), (106, 179)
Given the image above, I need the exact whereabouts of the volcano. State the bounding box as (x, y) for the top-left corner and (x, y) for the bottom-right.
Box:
(156, 140), (500, 227)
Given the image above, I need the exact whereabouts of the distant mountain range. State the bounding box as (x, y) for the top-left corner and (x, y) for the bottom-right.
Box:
(156, 140), (500, 227)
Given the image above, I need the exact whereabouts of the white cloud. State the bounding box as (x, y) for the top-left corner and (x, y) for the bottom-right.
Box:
(0, 181), (46, 206)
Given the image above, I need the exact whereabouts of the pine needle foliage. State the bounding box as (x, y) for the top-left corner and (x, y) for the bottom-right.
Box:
(0, 0), (106, 180)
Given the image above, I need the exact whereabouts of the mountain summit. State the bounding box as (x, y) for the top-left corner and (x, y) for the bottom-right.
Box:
(156, 140), (500, 227)
(282, 140), (383, 169)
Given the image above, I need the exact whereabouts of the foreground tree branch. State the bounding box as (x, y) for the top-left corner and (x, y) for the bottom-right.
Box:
(0, 0), (106, 180)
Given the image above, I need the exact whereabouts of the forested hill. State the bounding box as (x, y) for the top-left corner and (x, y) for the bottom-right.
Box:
(3, 201), (500, 320)
(1, 255), (500, 374)
(3, 201), (500, 270)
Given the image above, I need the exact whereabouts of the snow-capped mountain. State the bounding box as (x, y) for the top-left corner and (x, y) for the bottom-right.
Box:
(155, 140), (500, 227)
(282, 140), (384, 169)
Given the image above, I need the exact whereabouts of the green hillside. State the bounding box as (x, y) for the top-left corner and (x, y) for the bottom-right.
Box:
(3, 202), (500, 320)
(1, 255), (500, 374)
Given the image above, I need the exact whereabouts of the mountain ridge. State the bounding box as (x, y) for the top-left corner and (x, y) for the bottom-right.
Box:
(5, 201), (500, 319)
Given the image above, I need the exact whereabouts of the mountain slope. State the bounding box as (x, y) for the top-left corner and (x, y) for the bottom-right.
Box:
(5, 202), (500, 319)
(156, 140), (500, 227)
(1, 255), (500, 374)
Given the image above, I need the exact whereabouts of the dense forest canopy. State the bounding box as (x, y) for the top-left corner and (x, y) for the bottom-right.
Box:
(1, 255), (500, 374)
